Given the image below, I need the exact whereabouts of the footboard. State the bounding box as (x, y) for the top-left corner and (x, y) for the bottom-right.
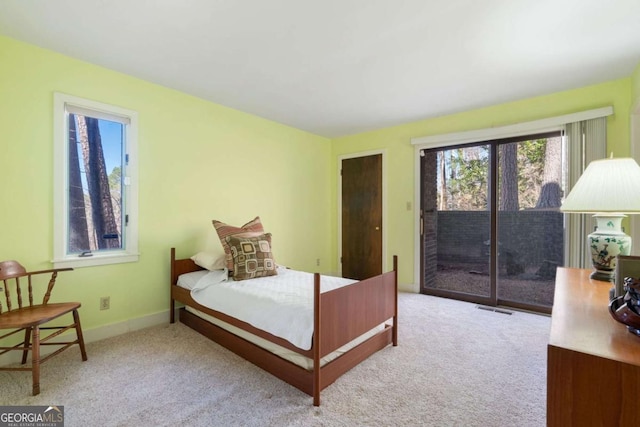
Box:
(312, 256), (398, 405)
(316, 260), (397, 356)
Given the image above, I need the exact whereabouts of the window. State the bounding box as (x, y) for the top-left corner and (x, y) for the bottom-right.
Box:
(53, 93), (138, 268)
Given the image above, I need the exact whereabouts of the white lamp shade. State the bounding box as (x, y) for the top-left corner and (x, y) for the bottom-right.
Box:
(560, 157), (640, 213)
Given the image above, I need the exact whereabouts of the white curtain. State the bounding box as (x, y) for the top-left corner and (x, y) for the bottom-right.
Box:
(564, 117), (607, 268)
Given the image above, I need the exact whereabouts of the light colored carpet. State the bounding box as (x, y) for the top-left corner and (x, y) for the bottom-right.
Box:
(0, 293), (550, 426)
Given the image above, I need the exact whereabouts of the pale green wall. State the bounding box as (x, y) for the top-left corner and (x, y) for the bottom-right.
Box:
(0, 36), (332, 332)
(331, 78), (633, 288)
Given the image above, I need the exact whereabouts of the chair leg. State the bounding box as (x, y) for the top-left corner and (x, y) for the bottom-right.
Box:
(21, 327), (32, 365)
(31, 326), (40, 396)
(73, 310), (88, 361)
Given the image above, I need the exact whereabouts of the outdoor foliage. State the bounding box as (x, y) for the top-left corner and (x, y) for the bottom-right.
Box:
(438, 137), (560, 211)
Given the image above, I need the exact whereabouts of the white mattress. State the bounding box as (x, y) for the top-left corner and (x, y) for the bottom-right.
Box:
(188, 267), (355, 350)
(177, 270), (386, 370)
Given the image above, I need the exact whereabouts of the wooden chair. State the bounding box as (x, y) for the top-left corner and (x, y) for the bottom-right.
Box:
(0, 260), (87, 395)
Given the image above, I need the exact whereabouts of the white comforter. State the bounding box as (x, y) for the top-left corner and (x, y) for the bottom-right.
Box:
(190, 267), (355, 350)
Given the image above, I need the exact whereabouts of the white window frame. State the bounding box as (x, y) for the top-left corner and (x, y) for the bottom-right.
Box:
(53, 92), (139, 268)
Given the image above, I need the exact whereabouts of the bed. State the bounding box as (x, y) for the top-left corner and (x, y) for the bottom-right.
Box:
(169, 247), (398, 406)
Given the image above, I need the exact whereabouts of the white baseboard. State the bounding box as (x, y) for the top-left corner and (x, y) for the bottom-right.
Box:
(85, 310), (172, 343)
(0, 309), (174, 367)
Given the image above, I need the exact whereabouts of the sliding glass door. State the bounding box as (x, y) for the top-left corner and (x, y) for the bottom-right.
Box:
(420, 144), (494, 304)
(420, 133), (564, 313)
(496, 136), (564, 310)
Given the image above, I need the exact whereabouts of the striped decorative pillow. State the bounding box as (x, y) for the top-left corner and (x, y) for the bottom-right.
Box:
(212, 216), (265, 272)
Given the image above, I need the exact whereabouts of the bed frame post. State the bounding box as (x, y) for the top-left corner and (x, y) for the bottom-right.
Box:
(313, 272), (321, 406)
(393, 255), (398, 346)
(170, 247), (176, 324)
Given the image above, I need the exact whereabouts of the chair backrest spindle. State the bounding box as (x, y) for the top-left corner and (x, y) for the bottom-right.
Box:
(1, 279), (6, 314)
(3, 278), (13, 312)
(15, 276), (23, 309)
(43, 271), (58, 305)
(28, 275), (34, 307)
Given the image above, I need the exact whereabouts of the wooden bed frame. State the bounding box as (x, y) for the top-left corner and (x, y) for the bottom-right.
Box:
(169, 248), (398, 406)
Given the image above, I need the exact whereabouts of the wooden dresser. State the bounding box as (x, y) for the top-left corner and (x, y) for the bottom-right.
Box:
(548, 267), (640, 426)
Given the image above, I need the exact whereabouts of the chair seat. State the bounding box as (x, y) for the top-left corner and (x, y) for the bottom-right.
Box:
(0, 302), (81, 329)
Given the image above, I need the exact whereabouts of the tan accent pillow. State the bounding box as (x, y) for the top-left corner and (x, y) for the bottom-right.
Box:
(212, 216), (264, 271)
(226, 233), (277, 281)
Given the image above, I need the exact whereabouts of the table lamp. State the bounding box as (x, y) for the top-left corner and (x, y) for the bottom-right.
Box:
(560, 156), (640, 282)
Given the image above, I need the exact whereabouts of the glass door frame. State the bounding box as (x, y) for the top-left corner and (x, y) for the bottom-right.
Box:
(419, 132), (561, 314)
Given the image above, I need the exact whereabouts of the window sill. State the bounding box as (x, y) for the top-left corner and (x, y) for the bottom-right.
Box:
(52, 252), (139, 269)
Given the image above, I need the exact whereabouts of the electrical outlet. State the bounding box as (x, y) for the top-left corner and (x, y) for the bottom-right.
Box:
(316, 258), (320, 266)
(100, 296), (110, 310)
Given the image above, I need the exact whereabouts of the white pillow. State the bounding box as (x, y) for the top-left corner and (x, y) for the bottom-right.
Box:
(191, 252), (226, 271)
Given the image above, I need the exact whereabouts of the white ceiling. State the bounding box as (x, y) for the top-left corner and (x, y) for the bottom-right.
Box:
(1, 0), (640, 138)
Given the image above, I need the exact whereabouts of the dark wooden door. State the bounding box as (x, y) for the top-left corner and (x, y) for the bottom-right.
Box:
(341, 154), (383, 280)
